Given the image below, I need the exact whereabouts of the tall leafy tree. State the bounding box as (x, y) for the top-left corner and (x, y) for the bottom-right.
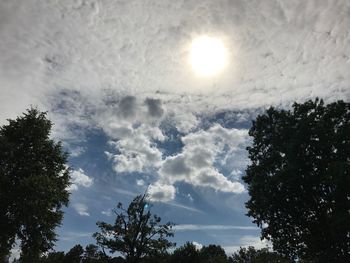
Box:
(0, 108), (70, 262)
(243, 99), (350, 262)
(93, 194), (175, 263)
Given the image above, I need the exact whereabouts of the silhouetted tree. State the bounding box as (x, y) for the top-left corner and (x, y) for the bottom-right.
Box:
(229, 246), (292, 263)
(0, 108), (70, 262)
(64, 244), (84, 263)
(200, 244), (228, 263)
(243, 99), (350, 262)
(170, 242), (201, 263)
(82, 244), (109, 263)
(93, 194), (175, 263)
(39, 251), (65, 263)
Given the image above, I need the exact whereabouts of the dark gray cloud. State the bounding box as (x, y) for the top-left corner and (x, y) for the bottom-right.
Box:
(145, 98), (164, 118)
(118, 96), (137, 119)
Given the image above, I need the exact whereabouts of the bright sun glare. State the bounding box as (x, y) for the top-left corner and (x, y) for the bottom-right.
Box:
(190, 35), (227, 77)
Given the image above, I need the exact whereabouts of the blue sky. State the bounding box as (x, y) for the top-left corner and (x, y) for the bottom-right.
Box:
(0, 0), (349, 257)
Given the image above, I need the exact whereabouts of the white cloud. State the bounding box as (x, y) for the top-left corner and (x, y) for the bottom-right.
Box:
(165, 201), (203, 213)
(73, 203), (90, 216)
(101, 209), (112, 216)
(9, 247), (21, 262)
(68, 168), (93, 191)
(192, 241), (203, 250)
(1, 0), (348, 125)
(59, 231), (92, 241)
(106, 124), (165, 173)
(136, 179), (145, 186)
(186, 193), (194, 202)
(174, 224), (258, 231)
(155, 124), (248, 198)
(148, 183), (176, 202)
(1, 0), (349, 204)
(223, 235), (270, 255)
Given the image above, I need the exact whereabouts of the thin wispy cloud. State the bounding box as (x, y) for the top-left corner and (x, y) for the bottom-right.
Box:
(174, 224), (259, 232)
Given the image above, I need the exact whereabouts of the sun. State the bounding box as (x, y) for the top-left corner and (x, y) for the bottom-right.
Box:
(189, 35), (227, 77)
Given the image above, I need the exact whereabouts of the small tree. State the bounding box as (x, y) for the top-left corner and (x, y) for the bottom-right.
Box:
(93, 194), (175, 263)
(243, 99), (350, 262)
(0, 108), (70, 262)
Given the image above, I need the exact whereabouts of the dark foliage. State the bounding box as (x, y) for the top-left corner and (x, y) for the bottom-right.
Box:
(0, 108), (70, 262)
(200, 244), (228, 263)
(64, 244), (84, 263)
(243, 99), (350, 262)
(93, 194), (175, 263)
(170, 242), (201, 263)
(229, 246), (292, 263)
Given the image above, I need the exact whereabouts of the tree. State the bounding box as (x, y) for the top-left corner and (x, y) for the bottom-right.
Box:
(229, 246), (292, 263)
(0, 108), (70, 262)
(200, 244), (228, 263)
(39, 251), (65, 263)
(82, 244), (109, 263)
(64, 244), (84, 263)
(170, 242), (201, 263)
(243, 99), (350, 262)
(93, 194), (175, 263)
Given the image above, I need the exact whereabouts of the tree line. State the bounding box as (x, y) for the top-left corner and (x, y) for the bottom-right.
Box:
(1, 99), (349, 262)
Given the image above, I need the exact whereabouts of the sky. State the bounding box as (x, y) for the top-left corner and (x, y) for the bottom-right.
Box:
(0, 0), (349, 257)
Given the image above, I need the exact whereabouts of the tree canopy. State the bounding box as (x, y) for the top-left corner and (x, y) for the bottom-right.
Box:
(243, 99), (350, 262)
(0, 108), (70, 262)
(93, 194), (175, 263)
(229, 246), (292, 263)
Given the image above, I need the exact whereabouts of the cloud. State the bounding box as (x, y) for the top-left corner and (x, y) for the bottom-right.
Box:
(101, 209), (112, 216)
(148, 183), (176, 202)
(136, 179), (145, 186)
(165, 201), (204, 213)
(174, 224), (258, 231)
(59, 231), (92, 241)
(155, 124), (248, 197)
(223, 235), (270, 254)
(118, 96), (137, 119)
(68, 168), (93, 191)
(192, 241), (203, 250)
(73, 203), (90, 216)
(106, 124), (165, 173)
(145, 98), (164, 118)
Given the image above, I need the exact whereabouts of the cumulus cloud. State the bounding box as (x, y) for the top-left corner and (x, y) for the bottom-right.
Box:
(192, 241), (203, 250)
(73, 203), (90, 216)
(68, 168), (93, 191)
(148, 183), (176, 202)
(106, 124), (165, 173)
(136, 179), (145, 186)
(156, 124), (248, 196)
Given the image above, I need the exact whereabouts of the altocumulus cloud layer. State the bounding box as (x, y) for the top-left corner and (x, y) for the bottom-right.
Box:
(0, 0), (349, 244)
